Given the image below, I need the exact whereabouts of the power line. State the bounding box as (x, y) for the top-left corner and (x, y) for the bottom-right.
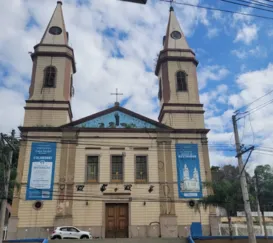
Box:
(236, 0), (273, 9)
(248, 115), (255, 144)
(236, 89), (273, 113)
(160, 0), (273, 20)
(221, 0), (273, 13)
(242, 98), (273, 118)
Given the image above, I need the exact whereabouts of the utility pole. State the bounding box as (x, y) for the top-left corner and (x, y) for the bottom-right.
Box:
(0, 130), (15, 243)
(232, 115), (256, 243)
(254, 170), (268, 238)
(254, 179), (264, 236)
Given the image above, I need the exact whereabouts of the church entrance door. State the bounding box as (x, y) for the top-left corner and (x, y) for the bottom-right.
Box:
(105, 203), (129, 238)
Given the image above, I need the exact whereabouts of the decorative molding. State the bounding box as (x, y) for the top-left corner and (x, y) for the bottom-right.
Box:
(24, 106), (73, 120)
(19, 126), (209, 134)
(161, 103), (203, 108)
(31, 51), (76, 73)
(61, 105), (171, 129)
(33, 44), (73, 52)
(158, 109), (205, 122)
(155, 56), (198, 76)
(159, 48), (196, 56)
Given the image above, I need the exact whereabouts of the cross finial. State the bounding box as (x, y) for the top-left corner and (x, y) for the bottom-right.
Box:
(111, 88), (123, 105)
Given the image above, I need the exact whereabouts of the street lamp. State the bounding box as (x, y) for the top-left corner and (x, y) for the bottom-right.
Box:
(119, 0), (147, 4)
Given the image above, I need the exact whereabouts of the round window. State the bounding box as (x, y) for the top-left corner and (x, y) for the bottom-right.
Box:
(49, 26), (62, 35)
(170, 31), (182, 40)
(33, 201), (43, 210)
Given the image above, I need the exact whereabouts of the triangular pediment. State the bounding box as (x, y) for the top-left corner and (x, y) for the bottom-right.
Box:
(61, 105), (170, 129)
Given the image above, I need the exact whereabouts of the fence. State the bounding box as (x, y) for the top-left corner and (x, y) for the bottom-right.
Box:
(219, 223), (273, 236)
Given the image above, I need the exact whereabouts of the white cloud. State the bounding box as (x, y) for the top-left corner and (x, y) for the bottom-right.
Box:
(232, 46), (267, 59)
(231, 49), (247, 59)
(198, 65), (229, 90)
(209, 150), (236, 167)
(0, 88), (25, 133)
(207, 28), (219, 39)
(0, 0), (212, 133)
(267, 29), (273, 37)
(232, 7), (253, 24)
(203, 63), (273, 174)
(234, 24), (258, 45)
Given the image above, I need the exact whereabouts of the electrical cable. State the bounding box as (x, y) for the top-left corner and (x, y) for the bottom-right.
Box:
(241, 98), (273, 118)
(221, 0), (273, 13)
(248, 114), (255, 144)
(235, 89), (273, 113)
(160, 0), (273, 20)
(235, 0), (273, 9)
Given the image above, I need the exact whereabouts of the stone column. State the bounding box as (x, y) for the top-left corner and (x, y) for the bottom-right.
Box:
(201, 133), (217, 235)
(157, 133), (177, 238)
(54, 130), (77, 226)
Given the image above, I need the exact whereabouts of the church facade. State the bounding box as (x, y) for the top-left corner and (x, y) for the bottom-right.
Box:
(8, 1), (215, 239)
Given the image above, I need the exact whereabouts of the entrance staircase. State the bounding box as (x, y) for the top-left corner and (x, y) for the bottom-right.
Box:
(48, 238), (188, 243)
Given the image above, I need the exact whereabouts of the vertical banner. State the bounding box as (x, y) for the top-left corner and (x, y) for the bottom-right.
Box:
(26, 142), (56, 200)
(176, 143), (202, 198)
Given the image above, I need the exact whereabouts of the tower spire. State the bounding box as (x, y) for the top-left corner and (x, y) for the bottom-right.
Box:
(163, 6), (190, 50)
(40, 1), (68, 45)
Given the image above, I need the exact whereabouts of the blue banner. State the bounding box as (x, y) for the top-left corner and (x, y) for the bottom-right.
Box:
(26, 142), (56, 200)
(176, 144), (202, 198)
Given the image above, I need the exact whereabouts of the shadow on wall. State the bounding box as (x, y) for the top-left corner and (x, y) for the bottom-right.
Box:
(191, 236), (273, 243)
(4, 239), (47, 243)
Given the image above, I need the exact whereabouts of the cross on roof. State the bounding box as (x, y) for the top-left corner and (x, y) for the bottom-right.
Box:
(111, 88), (123, 103)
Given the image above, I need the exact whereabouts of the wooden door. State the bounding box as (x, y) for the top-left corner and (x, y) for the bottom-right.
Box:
(105, 203), (128, 238)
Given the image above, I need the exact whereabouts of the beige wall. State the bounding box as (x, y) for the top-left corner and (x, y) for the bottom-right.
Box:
(161, 113), (205, 129)
(14, 132), (210, 229)
(17, 186), (58, 227)
(166, 60), (200, 104)
(23, 109), (70, 127)
(30, 56), (71, 101)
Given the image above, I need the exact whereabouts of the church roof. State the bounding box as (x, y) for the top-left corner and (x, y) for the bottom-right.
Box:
(163, 6), (190, 50)
(40, 1), (68, 45)
(61, 104), (171, 129)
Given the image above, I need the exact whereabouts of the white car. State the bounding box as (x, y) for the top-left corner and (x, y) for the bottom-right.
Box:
(50, 226), (93, 240)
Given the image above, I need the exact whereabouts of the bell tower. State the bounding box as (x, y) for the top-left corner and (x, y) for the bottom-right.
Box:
(24, 1), (76, 127)
(156, 7), (205, 129)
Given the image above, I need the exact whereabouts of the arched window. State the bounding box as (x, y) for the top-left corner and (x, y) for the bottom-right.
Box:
(176, 71), (187, 91)
(44, 66), (57, 87)
(158, 78), (162, 100)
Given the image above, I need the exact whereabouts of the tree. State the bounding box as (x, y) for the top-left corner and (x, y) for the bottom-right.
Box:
(198, 178), (243, 237)
(198, 165), (248, 237)
(254, 164), (273, 209)
(0, 131), (20, 206)
(252, 164), (273, 237)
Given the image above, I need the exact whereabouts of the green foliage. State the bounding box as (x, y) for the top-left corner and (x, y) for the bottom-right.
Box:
(253, 164), (273, 211)
(120, 122), (137, 128)
(202, 164), (273, 237)
(108, 122), (116, 128)
(200, 179), (243, 216)
(0, 132), (20, 205)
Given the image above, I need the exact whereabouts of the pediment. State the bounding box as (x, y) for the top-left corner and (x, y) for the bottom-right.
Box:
(62, 105), (170, 129)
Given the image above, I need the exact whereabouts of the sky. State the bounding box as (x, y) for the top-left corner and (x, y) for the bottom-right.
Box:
(1, 0), (273, 174)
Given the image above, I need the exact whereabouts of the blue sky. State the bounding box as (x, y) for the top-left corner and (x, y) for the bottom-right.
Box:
(1, 0), (273, 173)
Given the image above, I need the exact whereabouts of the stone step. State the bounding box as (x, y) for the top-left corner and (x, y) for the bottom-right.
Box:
(48, 238), (187, 243)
